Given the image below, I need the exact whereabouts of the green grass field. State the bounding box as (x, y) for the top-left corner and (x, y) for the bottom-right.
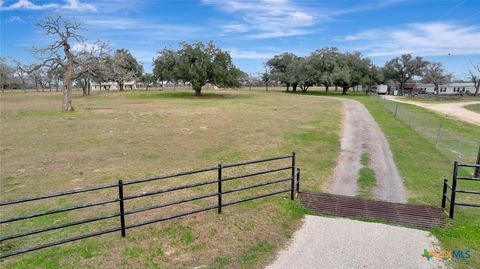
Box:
(0, 89), (341, 268)
(464, 103), (480, 113)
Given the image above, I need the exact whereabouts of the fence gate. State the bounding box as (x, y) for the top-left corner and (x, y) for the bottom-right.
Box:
(442, 160), (480, 218)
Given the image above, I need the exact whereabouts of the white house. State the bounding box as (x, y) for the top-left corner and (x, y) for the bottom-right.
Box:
(93, 81), (139, 90)
(416, 82), (475, 95)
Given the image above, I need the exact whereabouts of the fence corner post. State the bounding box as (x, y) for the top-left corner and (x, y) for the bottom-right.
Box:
(449, 161), (458, 219)
(441, 179), (448, 208)
(291, 152), (296, 200)
(474, 146), (480, 178)
(118, 180), (126, 237)
(217, 163), (222, 214)
(296, 168), (300, 194)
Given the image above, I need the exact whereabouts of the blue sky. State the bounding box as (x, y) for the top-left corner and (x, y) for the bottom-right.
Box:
(1, 0), (479, 79)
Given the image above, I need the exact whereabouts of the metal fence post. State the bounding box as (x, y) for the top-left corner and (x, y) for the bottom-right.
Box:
(474, 146), (480, 179)
(118, 180), (126, 237)
(296, 168), (300, 193)
(291, 152), (296, 200)
(441, 179), (448, 208)
(449, 161), (458, 219)
(217, 163), (222, 214)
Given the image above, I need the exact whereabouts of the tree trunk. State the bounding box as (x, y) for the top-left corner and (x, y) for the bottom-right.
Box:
(62, 60), (74, 112)
(87, 79), (91, 95)
(342, 86), (348, 95)
(119, 82), (124, 91)
(292, 83), (297, 92)
(265, 82), (268, 91)
(35, 79), (40, 92)
(81, 78), (87, 96)
(193, 84), (202, 96)
(474, 82), (479, 96)
(325, 85), (329, 95)
(286, 84), (290, 92)
(399, 82), (404, 96)
(435, 84), (440, 97)
(335, 85), (338, 92)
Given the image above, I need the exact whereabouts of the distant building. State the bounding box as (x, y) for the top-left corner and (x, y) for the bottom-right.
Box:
(93, 81), (139, 90)
(416, 82), (475, 95)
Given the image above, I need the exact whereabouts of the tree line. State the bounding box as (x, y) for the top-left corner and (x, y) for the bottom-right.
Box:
(264, 49), (479, 96)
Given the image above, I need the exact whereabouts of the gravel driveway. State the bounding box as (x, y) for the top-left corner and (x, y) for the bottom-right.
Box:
(265, 215), (446, 269)
(384, 96), (480, 126)
(328, 99), (407, 203)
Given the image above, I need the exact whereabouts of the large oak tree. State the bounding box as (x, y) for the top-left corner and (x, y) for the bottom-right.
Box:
(422, 62), (452, 96)
(153, 42), (242, 96)
(29, 16), (108, 111)
(384, 54), (428, 96)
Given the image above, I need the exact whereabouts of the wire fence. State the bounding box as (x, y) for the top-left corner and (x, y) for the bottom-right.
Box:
(376, 96), (479, 164)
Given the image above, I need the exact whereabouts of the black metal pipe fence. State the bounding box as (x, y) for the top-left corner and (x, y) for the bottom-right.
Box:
(0, 153), (301, 259)
(441, 161), (480, 218)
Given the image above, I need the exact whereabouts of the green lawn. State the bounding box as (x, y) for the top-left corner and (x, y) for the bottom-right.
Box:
(357, 154), (376, 199)
(0, 90), (341, 268)
(464, 103), (480, 113)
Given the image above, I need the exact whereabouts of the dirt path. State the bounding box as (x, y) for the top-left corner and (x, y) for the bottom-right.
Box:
(265, 215), (445, 269)
(384, 96), (480, 126)
(327, 99), (407, 203)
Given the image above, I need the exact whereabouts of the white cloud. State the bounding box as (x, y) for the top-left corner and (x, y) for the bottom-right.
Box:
(6, 15), (25, 23)
(204, 0), (316, 39)
(340, 22), (480, 57)
(1, 0), (59, 10)
(227, 48), (277, 59)
(62, 0), (96, 12)
(0, 0), (95, 12)
(204, 0), (401, 39)
(71, 42), (100, 52)
(222, 23), (249, 33)
(246, 29), (312, 39)
(289, 11), (313, 25)
(82, 17), (207, 41)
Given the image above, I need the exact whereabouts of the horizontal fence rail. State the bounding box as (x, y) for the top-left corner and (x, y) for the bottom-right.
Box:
(441, 161), (480, 218)
(0, 153), (300, 259)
